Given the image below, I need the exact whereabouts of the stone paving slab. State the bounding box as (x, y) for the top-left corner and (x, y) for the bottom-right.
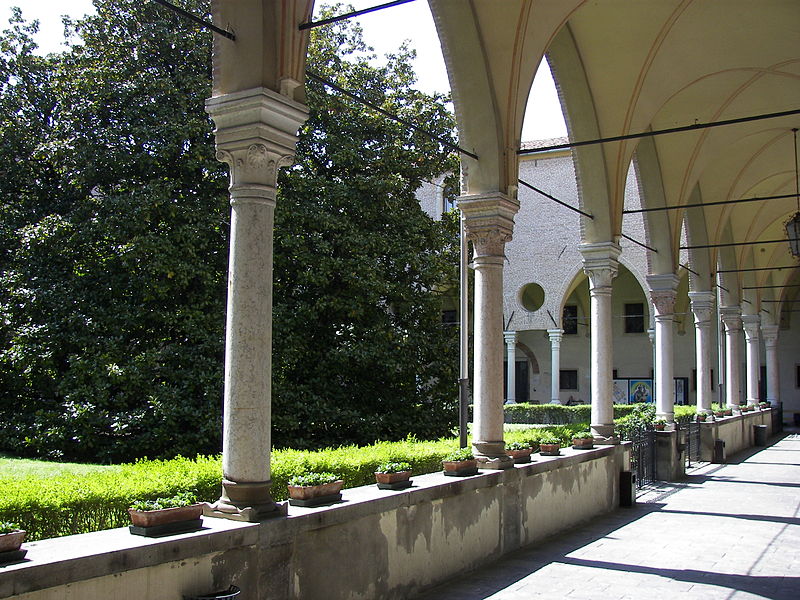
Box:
(415, 431), (800, 600)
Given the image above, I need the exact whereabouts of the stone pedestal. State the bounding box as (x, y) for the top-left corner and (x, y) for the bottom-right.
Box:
(206, 87), (308, 520)
(547, 329), (563, 404)
(689, 291), (715, 415)
(504, 331), (517, 404)
(761, 324), (780, 406)
(648, 274), (679, 423)
(580, 242), (621, 443)
(460, 193), (519, 469)
(742, 314), (761, 406)
(720, 306), (743, 409)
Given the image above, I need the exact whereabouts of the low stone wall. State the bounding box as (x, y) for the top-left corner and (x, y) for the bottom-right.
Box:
(2, 444), (630, 600)
(699, 408), (774, 462)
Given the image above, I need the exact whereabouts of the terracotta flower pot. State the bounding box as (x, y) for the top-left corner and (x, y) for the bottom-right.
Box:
(572, 437), (594, 449)
(442, 459), (478, 477)
(375, 471), (413, 490)
(654, 424), (666, 431)
(539, 443), (561, 456)
(287, 480), (344, 502)
(128, 504), (204, 528)
(506, 448), (533, 463)
(0, 530), (25, 553)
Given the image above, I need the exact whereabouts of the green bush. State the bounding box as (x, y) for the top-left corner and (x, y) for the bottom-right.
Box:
(503, 403), (636, 425)
(129, 491), (197, 511)
(375, 461), (412, 473)
(288, 472), (340, 487)
(442, 448), (474, 462)
(0, 521), (20, 533)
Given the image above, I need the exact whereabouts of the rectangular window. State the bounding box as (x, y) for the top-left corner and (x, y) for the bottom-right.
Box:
(624, 303), (645, 333)
(563, 305), (578, 335)
(560, 369), (578, 391)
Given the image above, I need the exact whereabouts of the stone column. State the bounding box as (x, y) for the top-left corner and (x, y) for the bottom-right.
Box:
(548, 328), (563, 404)
(206, 88), (308, 520)
(460, 193), (519, 469)
(580, 242), (621, 442)
(720, 306), (743, 409)
(761, 324), (780, 406)
(648, 274), (679, 423)
(742, 314), (761, 406)
(689, 291), (715, 415)
(504, 331), (517, 404)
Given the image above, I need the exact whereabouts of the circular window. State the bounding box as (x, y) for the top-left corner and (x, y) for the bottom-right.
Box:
(519, 283), (545, 312)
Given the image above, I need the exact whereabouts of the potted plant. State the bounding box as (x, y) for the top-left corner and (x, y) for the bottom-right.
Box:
(696, 413), (708, 422)
(724, 408), (733, 416)
(128, 491), (203, 537)
(538, 434), (561, 456)
(653, 419), (668, 431)
(506, 441), (533, 463)
(571, 430), (594, 450)
(442, 448), (479, 477)
(287, 471), (344, 507)
(714, 410), (725, 418)
(374, 461), (413, 490)
(0, 521), (26, 563)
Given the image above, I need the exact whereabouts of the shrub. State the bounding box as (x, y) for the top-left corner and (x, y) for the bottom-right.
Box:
(375, 461), (412, 474)
(503, 403), (636, 425)
(505, 441), (530, 451)
(129, 491), (197, 512)
(288, 472), (340, 487)
(0, 521), (20, 534)
(443, 448), (474, 462)
(538, 434), (561, 445)
(573, 431), (592, 440)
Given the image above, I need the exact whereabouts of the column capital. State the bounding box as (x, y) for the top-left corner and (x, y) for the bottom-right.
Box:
(503, 330), (518, 344)
(689, 291), (715, 325)
(547, 328), (564, 342)
(580, 242), (621, 290)
(741, 314), (761, 341)
(720, 305), (742, 331)
(207, 87), (309, 191)
(761, 324), (779, 346)
(459, 193), (519, 258)
(647, 273), (679, 317)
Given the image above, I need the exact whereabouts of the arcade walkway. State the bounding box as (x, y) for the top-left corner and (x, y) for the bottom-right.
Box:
(417, 431), (800, 600)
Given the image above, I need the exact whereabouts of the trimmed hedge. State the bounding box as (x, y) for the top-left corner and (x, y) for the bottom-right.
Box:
(503, 403), (637, 424)
(2, 428), (584, 542)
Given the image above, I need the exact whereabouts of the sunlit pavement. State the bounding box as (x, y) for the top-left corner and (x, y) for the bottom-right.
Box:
(416, 429), (800, 599)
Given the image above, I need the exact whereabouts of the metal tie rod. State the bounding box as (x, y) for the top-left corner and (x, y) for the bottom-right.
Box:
(681, 238), (800, 250)
(300, 0), (416, 30)
(623, 193), (796, 215)
(150, 0), (235, 40)
(518, 107), (800, 155)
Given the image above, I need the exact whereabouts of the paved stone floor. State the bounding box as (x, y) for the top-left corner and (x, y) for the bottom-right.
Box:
(416, 430), (800, 600)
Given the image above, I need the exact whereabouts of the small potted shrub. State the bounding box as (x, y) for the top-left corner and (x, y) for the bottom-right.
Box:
(538, 434), (561, 456)
(696, 413), (708, 422)
(714, 409), (724, 418)
(759, 402), (769, 409)
(506, 441), (533, 463)
(571, 430), (594, 450)
(287, 471), (344, 507)
(128, 491), (203, 537)
(0, 521), (26, 563)
(442, 448), (479, 477)
(724, 408), (733, 416)
(653, 419), (668, 431)
(375, 461), (413, 490)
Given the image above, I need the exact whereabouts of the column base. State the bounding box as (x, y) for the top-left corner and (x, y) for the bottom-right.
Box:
(591, 424), (618, 445)
(549, 399), (562, 405)
(205, 479), (287, 522)
(473, 440), (514, 469)
(656, 412), (675, 423)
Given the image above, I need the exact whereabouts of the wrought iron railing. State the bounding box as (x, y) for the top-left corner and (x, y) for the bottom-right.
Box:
(628, 426), (656, 489)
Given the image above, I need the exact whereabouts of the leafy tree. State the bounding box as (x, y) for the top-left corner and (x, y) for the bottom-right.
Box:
(0, 1), (459, 461)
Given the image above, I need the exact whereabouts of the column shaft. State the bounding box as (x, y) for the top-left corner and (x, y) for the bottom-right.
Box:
(580, 242), (621, 442)
(548, 329), (563, 404)
(742, 315), (761, 405)
(504, 331), (517, 404)
(460, 193), (519, 469)
(649, 275), (679, 423)
(762, 325), (780, 406)
(689, 292), (715, 414)
(720, 307), (743, 408)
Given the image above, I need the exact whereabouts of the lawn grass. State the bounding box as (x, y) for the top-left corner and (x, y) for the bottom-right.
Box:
(0, 453), (121, 478)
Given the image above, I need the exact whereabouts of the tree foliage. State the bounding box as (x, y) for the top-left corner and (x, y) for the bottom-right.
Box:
(0, 1), (458, 461)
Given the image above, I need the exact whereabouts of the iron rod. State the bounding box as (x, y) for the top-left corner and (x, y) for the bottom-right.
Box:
(622, 193), (795, 215)
(150, 0), (235, 40)
(621, 233), (657, 253)
(681, 238), (800, 250)
(518, 107), (800, 155)
(743, 284), (800, 289)
(299, 0), (416, 30)
(716, 265), (797, 273)
(518, 179), (594, 219)
(306, 70), (477, 159)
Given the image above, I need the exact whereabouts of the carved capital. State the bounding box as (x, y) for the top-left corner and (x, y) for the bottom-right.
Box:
(504, 331), (518, 346)
(459, 193), (519, 258)
(720, 306), (742, 332)
(761, 324), (779, 347)
(650, 289), (676, 317)
(215, 144), (293, 191)
(580, 242), (621, 292)
(689, 291), (715, 326)
(741, 314), (761, 341)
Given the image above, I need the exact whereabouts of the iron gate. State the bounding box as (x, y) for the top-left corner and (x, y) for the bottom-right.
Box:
(630, 426), (656, 489)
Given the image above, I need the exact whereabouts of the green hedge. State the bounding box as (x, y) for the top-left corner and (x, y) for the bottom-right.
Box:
(2, 428), (587, 542)
(503, 403), (637, 424)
